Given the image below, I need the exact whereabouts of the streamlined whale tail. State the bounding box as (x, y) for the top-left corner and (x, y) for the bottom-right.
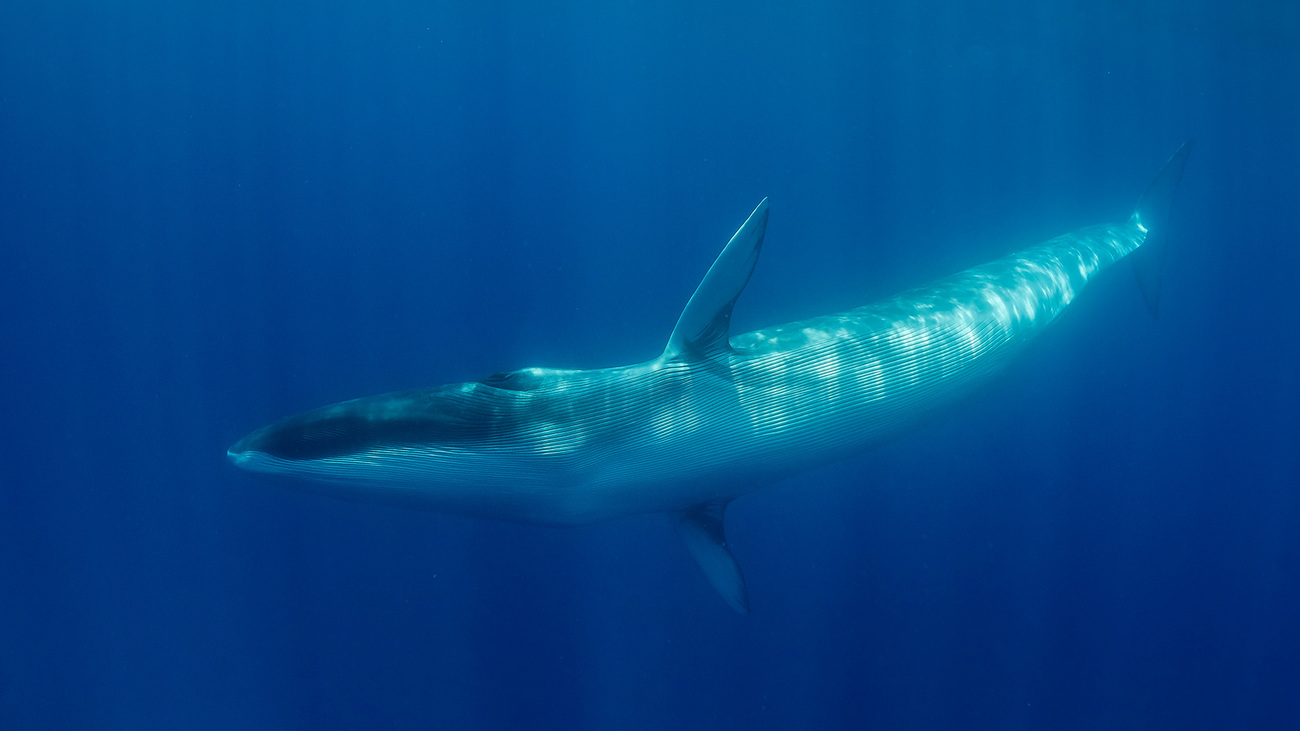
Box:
(1131, 140), (1195, 317)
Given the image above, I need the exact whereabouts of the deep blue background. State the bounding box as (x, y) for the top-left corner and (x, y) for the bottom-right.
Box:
(2, 1), (1298, 728)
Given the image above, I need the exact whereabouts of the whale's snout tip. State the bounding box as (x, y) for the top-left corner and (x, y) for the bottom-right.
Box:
(227, 432), (258, 468)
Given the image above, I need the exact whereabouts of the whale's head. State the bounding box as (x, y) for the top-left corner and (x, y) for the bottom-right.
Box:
(227, 372), (585, 516)
(228, 386), (491, 471)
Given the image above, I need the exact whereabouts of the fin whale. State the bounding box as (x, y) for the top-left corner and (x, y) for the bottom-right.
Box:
(229, 142), (1193, 613)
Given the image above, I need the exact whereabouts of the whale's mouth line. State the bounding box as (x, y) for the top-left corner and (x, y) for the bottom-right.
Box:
(227, 446), (275, 472)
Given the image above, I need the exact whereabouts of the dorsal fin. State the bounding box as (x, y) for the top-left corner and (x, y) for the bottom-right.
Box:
(664, 199), (769, 360)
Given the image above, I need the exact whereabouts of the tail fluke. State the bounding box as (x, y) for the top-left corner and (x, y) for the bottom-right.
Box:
(1131, 140), (1195, 316)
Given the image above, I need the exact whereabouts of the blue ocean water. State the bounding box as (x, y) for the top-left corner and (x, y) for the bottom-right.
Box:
(2, 1), (1297, 728)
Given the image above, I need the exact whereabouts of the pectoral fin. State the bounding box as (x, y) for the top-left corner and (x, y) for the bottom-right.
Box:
(677, 501), (750, 614)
